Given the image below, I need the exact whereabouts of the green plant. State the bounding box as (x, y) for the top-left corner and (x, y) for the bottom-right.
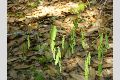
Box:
(50, 25), (57, 60)
(62, 35), (67, 57)
(69, 26), (76, 54)
(73, 19), (78, 29)
(105, 33), (109, 49)
(97, 33), (110, 79)
(97, 33), (104, 78)
(20, 42), (28, 53)
(27, 0), (43, 8)
(37, 56), (47, 64)
(55, 47), (62, 73)
(81, 29), (89, 50)
(84, 52), (91, 80)
(30, 66), (45, 80)
(32, 44), (41, 51)
(50, 25), (62, 72)
(70, 2), (87, 14)
(34, 70), (44, 80)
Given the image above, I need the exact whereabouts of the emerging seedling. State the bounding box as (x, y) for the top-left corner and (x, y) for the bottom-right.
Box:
(81, 28), (89, 50)
(73, 19), (78, 29)
(55, 47), (62, 73)
(105, 33), (109, 49)
(69, 26), (76, 54)
(97, 33), (104, 79)
(50, 25), (57, 60)
(84, 52), (91, 80)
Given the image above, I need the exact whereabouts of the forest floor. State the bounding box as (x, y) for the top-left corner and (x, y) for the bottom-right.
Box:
(7, 0), (113, 80)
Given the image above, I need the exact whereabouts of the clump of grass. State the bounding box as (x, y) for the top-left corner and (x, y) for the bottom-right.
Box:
(84, 52), (91, 80)
(50, 25), (57, 60)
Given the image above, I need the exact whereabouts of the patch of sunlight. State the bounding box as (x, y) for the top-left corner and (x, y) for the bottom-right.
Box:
(26, 2), (79, 18)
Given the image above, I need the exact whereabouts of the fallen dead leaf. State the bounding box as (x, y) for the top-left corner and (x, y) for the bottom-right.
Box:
(89, 67), (96, 80)
(14, 63), (30, 69)
(70, 72), (84, 80)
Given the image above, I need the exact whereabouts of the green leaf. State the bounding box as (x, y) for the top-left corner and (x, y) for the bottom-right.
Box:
(99, 33), (103, 46)
(33, 45), (41, 51)
(78, 3), (86, 11)
(81, 30), (89, 50)
(98, 63), (102, 77)
(50, 41), (55, 53)
(50, 25), (57, 41)
(50, 41), (56, 60)
(50, 25), (57, 60)
(73, 19), (78, 29)
(105, 34), (109, 49)
(84, 52), (91, 80)
(69, 27), (76, 54)
(34, 71), (44, 80)
(85, 60), (89, 80)
(69, 3), (86, 14)
(55, 47), (61, 65)
(88, 52), (91, 65)
(21, 42), (28, 53)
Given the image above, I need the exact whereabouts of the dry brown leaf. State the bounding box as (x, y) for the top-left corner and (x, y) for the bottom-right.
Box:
(89, 67), (96, 80)
(14, 63), (30, 69)
(70, 72), (84, 80)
